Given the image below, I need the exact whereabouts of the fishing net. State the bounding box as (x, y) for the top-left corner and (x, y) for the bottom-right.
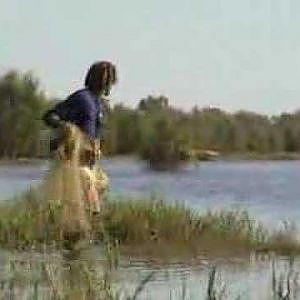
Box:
(42, 124), (108, 240)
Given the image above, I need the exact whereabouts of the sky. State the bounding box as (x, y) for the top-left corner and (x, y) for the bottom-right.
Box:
(1, 0), (300, 115)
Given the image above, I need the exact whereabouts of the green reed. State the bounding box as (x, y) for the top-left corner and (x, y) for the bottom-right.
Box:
(0, 190), (299, 258)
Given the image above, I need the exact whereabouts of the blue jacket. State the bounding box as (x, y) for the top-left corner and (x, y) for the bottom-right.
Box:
(43, 88), (104, 139)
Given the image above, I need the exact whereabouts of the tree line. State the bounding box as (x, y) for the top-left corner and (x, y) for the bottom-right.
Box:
(1, 70), (300, 167)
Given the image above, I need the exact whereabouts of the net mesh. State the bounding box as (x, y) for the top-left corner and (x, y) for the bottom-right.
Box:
(42, 125), (107, 239)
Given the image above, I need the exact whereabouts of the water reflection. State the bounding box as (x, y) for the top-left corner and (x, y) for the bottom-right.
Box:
(0, 248), (298, 299)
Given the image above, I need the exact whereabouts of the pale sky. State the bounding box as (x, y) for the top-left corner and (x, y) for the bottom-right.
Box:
(1, 0), (300, 114)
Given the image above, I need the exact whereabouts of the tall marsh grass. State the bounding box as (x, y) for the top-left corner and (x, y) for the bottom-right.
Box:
(0, 191), (299, 258)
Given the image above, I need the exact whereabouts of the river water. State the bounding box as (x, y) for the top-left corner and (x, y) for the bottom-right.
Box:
(1, 159), (300, 226)
(0, 159), (299, 299)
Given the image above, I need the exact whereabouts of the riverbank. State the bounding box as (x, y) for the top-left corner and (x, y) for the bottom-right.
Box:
(110, 151), (300, 162)
(0, 189), (299, 259)
(1, 152), (300, 166)
(0, 158), (47, 166)
(221, 152), (300, 161)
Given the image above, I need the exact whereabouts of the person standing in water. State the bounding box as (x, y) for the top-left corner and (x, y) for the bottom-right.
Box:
(43, 61), (117, 213)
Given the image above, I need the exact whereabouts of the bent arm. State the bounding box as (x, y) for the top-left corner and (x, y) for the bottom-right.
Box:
(42, 99), (72, 129)
(42, 109), (65, 128)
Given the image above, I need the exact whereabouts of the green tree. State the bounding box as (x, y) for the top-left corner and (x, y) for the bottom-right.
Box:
(0, 70), (48, 158)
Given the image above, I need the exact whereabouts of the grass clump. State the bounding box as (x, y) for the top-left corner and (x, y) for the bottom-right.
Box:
(100, 199), (270, 257)
(0, 192), (299, 258)
(0, 188), (62, 248)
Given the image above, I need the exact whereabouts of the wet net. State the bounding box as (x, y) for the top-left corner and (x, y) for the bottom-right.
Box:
(41, 124), (108, 239)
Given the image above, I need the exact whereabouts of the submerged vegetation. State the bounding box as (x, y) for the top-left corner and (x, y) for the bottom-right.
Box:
(1, 249), (300, 299)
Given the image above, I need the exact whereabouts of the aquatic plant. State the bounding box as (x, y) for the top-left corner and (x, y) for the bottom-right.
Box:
(0, 192), (300, 258)
(1, 253), (300, 300)
(0, 251), (156, 300)
(100, 199), (300, 258)
(271, 257), (300, 300)
(206, 266), (226, 300)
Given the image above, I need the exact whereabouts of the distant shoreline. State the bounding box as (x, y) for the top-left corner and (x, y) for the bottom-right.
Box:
(0, 158), (48, 166)
(220, 152), (300, 161)
(0, 152), (300, 165)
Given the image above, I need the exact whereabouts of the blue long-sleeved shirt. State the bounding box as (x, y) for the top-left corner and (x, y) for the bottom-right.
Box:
(44, 88), (104, 139)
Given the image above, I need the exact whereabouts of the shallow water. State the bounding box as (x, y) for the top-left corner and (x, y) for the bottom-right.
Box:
(0, 248), (297, 299)
(0, 159), (300, 299)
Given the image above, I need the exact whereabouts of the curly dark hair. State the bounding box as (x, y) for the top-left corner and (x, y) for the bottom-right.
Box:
(85, 61), (117, 96)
